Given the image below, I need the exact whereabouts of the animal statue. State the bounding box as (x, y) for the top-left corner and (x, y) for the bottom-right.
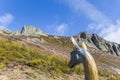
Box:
(68, 37), (99, 80)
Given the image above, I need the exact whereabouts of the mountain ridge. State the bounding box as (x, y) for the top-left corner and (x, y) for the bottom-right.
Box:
(11, 25), (48, 36)
(76, 32), (120, 56)
(0, 25), (120, 56)
(0, 26), (120, 80)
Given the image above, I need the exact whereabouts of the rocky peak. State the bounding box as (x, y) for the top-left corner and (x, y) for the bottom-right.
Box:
(77, 32), (120, 56)
(21, 26), (36, 34)
(79, 32), (91, 39)
(12, 25), (47, 36)
(77, 32), (97, 48)
(11, 30), (21, 36)
(21, 25), (47, 36)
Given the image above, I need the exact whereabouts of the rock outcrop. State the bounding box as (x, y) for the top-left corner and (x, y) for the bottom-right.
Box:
(0, 29), (11, 34)
(11, 30), (21, 36)
(21, 25), (47, 36)
(12, 25), (47, 36)
(76, 32), (120, 56)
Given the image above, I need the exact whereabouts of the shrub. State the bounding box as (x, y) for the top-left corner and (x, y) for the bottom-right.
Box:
(28, 59), (42, 66)
(0, 37), (119, 79)
(0, 63), (6, 69)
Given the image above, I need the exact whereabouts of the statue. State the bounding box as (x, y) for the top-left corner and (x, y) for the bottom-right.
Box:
(68, 37), (99, 80)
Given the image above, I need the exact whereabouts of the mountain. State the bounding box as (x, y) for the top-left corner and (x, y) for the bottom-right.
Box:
(11, 25), (48, 36)
(76, 32), (120, 56)
(0, 26), (120, 80)
(11, 26), (120, 56)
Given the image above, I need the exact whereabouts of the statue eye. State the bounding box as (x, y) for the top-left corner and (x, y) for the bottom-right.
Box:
(76, 54), (79, 60)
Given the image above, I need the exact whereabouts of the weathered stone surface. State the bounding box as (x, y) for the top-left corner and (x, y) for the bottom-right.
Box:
(0, 29), (11, 34)
(21, 25), (47, 36)
(27, 37), (46, 43)
(11, 30), (21, 36)
(106, 42), (117, 55)
(77, 32), (120, 56)
(91, 34), (108, 51)
(77, 32), (97, 48)
(112, 43), (120, 56)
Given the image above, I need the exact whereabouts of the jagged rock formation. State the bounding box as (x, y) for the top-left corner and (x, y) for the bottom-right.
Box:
(1, 26), (120, 56)
(21, 25), (47, 36)
(0, 29), (11, 34)
(11, 30), (21, 36)
(12, 25), (47, 36)
(76, 32), (120, 56)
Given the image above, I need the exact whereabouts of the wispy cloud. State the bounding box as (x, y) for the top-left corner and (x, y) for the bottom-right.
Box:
(61, 0), (111, 33)
(0, 13), (14, 29)
(103, 20), (120, 43)
(56, 24), (68, 36)
(65, 0), (111, 24)
(46, 23), (68, 36)
(63, 0), (120, 43)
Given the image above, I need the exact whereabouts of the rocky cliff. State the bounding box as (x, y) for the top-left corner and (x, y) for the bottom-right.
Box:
(1, 26), (120, 56)
(12, 25), (47, 36)
(76, 32), (120, 56)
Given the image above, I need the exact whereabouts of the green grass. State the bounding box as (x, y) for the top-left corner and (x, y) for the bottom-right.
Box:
(40, 36), (74, 49)
(0, 37), (83, 77)
(0, 63), (6, 69)
(0, 37), (120, 79)
(98, 68), (120, 80)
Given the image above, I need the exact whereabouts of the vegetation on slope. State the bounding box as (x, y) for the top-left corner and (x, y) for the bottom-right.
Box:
(40, 35), (74, 49)
(0, 37), (83, 78)
(0, 36), (120, 80)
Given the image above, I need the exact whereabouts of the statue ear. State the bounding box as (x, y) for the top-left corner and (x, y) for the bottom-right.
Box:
(71, 36), (80, 50)
(81, 42), (87, 50)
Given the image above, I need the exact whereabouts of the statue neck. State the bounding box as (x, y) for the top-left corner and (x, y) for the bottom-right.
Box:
(82, 51), (99, 80)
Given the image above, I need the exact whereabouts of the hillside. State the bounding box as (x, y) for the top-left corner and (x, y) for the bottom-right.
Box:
(0, 26), (120, 80)
(76, 32), (120, 56)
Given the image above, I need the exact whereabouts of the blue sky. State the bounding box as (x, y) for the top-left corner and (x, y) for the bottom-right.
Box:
(0, 0), (120, 43)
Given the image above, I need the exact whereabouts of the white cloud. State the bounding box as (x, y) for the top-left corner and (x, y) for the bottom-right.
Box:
(0, 26), (6, 30)
(0, 13), (14, 29)
(63, 0), (112, 34)
(103, 20), (120, 43)
(63, 0), (120, 43)
(46, 22), (68, 36)
(56, 24), (68, 36)
(65, 0), (110, 24)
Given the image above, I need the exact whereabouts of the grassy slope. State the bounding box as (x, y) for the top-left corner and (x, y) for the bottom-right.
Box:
(0, 37), (83, 79)
(0, 35), (120, 80)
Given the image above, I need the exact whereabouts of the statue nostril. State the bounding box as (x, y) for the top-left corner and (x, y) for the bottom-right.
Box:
(68, 64), (74, 68)
(68, 61), (74, 68)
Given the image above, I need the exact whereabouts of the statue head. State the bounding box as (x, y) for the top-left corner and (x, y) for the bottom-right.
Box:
(68, 36), (87, 68)
(68, 50), (83, 68)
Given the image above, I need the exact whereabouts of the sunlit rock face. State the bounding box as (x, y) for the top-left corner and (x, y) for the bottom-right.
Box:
(11, 30), (21, 36)
(21, 25), (47, 36)
(77, 32), (120, 56)
(0, 29), (11, 34)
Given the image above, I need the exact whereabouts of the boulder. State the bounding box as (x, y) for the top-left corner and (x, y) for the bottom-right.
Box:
(77, 32), (97, 48)
(27, 37), (46, 43)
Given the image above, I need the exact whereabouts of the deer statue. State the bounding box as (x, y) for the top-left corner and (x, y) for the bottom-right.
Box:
(68, 37), (99, 80)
